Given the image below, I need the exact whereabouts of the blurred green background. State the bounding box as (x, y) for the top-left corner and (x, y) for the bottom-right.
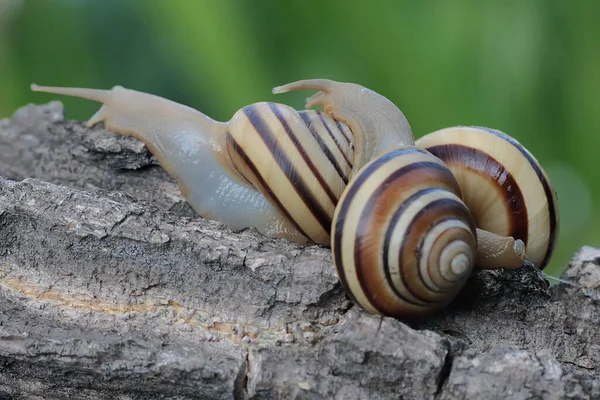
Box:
(0, 0), (598, 277)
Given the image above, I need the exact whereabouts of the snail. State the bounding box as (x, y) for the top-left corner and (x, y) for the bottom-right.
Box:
(30, 79), (558, 318)
(331, 126), (559, 317)
(30, 82), (358, 245)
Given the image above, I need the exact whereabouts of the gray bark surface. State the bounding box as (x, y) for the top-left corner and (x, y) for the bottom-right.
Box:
(0, 102), (598, 399)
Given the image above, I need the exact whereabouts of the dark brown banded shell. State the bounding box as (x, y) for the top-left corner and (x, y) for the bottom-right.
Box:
(417, 126), (559, 269)
(332, 147), (477, 318)
(225, 102), (354, 245)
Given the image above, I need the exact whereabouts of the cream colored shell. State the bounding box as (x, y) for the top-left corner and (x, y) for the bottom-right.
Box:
(226, 102), (354, 245)
(416, 126), (559, 269)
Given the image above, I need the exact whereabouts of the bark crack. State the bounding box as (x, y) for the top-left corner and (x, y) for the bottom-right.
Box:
(233, 350), (250, 400)
(434, 342), (455, 399)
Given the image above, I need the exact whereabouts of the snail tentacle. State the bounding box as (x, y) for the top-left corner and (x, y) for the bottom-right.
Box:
(31, 84), (226, 175)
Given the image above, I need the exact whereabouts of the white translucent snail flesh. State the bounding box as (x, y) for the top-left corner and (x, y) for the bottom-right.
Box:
(30, 79), (553, 318)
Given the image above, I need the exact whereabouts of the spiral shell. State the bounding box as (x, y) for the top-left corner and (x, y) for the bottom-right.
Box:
(332, 147), (477, 317)
(416, 126), (559, 269)
(226, 102), (354, 245)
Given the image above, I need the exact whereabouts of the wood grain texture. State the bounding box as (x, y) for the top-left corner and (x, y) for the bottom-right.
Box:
(0, 102), (597, 399)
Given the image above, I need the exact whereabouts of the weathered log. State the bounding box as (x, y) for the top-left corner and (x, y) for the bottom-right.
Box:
(0, 103), (597, 399)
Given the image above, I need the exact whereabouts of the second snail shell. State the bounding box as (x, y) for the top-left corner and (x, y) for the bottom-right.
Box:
(332, 147), (477, 316)
(417, 126), (559, 270)
(30, 79), (559, 318)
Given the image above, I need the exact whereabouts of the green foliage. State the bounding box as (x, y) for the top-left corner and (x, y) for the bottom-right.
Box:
(1, 0), (598, 276)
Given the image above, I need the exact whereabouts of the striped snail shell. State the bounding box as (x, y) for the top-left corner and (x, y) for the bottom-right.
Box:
(329, 127), (557, 317)
(332, 147), (477, 317)
(416, 126), (559, 269)
(224, 103), (354, 245)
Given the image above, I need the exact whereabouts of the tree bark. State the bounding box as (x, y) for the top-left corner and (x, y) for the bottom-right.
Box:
(0, 102), (597, 399)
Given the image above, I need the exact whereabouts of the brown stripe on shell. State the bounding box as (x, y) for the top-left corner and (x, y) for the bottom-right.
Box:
(426, 144), (529, 247)
(317, 112), (354, 169)
(268, 103), (338, 205)
(356, 179), (448, 313)
(333, 148), (430, 310)
(242, 104), (333, 238)
(474, 126), (558, 269)
(224, 131), (254, 187)
(335, 119), (353, 145)
(415, 219), (475, 292)
(298, 112), (349, 185)
(226, 132), (312, 240)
